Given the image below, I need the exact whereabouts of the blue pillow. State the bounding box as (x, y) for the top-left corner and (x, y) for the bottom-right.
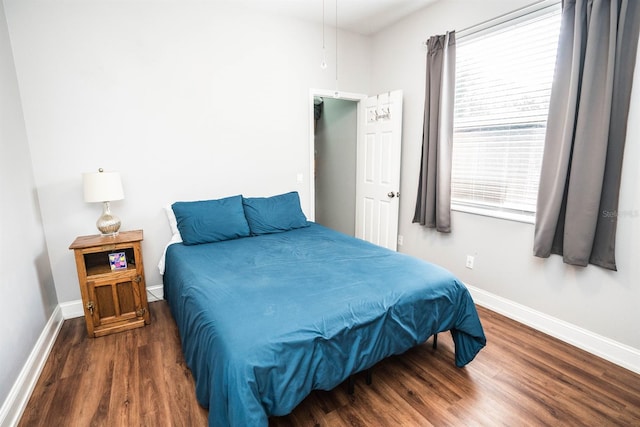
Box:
(172, 195), (250, 245)
(242, 191), (309, 235)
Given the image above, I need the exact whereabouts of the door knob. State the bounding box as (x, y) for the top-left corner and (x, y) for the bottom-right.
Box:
(387, 192), (395, 198)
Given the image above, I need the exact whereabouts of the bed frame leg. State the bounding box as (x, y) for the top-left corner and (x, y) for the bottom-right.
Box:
(432, 333), (438, 350)
(347, 369), (373, 394)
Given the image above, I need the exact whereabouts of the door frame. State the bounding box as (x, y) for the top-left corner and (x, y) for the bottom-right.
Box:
(308, 89), (367, 222)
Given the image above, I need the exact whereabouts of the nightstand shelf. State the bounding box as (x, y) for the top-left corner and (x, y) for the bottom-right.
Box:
(69, 230), (150, 337)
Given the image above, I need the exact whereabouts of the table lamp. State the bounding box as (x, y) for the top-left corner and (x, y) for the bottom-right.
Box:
(83, 168), (125, 236)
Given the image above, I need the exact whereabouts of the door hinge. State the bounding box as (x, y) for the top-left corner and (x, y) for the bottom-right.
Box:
(86, 301), (95, 315)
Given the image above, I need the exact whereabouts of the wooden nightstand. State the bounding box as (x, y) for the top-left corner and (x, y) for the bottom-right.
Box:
(69, 230), (150, 337)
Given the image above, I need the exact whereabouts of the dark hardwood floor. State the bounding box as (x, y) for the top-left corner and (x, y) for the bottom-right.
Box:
(19, 301), (640, 426)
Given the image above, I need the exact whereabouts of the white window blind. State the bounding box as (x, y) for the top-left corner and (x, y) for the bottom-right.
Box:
(452, 3), (562, 219)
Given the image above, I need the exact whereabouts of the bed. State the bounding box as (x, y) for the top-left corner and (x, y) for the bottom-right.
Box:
(161, 192), (486, 427)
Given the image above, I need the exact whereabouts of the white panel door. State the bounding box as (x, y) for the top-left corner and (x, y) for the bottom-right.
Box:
(355, 90), (403, 250)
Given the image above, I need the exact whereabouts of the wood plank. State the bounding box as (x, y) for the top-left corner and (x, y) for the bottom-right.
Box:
(18, 302), (640, 426)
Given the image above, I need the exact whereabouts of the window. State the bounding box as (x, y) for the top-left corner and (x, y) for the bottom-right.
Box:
(451, 3), (562, 221)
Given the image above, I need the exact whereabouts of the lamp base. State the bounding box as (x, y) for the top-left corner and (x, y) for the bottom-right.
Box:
(97, 201), (121, 236)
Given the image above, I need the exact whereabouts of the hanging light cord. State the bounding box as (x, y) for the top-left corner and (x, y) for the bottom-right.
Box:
(320, 0), (328, 69)
(335, 0), (338, 84)
(322, 0), (325, 50)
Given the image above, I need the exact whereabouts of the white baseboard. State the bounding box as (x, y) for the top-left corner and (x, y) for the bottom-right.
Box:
(0, 306), (64, 427)
(145, 284), (164, 303)
(60, 284), (164, 319)
(467, 284), (640, 375)
(58, 299), (84, 319)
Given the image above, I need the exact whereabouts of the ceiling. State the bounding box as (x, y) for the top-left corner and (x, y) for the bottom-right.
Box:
(219, 0), (439, 35)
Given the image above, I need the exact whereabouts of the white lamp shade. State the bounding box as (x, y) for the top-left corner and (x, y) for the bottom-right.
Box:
(83, 171), (124, 203)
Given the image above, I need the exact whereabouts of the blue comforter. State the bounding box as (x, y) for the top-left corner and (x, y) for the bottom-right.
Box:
(163, 223), (485, 427)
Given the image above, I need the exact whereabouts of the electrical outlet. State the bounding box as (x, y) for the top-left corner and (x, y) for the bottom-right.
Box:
(397, 235), (404, 246)
(465, 255), (474, 269)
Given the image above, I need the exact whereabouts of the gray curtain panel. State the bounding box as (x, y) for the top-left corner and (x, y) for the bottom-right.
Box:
(534, 0), (640, 270)
(413, 31), (456, 232)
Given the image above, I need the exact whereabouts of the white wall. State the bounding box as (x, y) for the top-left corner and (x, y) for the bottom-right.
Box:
(371, 0), (640, 351)
(3, 0), (371, 302)
(0, 0), (58, 409)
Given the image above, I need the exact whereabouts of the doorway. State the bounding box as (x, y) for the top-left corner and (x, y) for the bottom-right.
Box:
(308, 90), (366, 236)
(314, 96), (358, 236)
(308, 89), (402, 250)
